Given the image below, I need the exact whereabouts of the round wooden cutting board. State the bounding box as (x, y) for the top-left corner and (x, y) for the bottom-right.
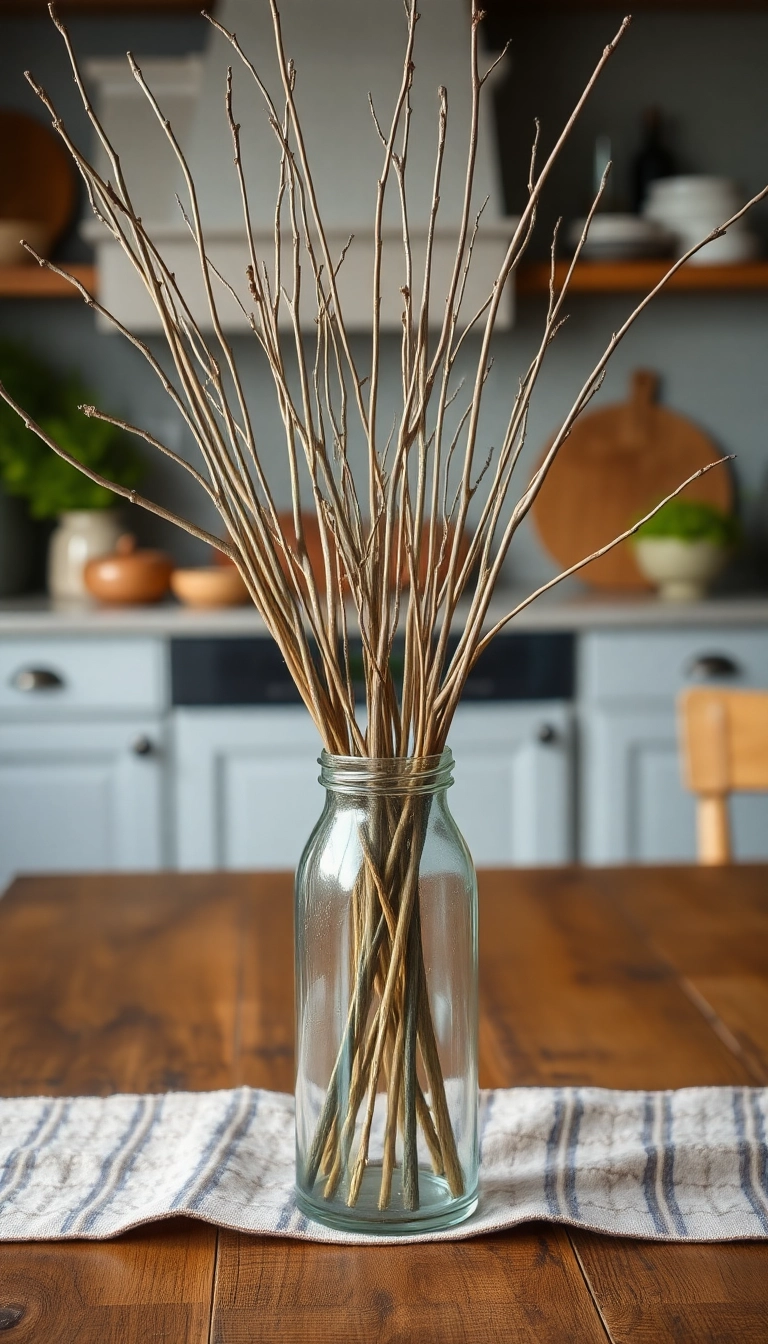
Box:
(530, 369), (734, 590)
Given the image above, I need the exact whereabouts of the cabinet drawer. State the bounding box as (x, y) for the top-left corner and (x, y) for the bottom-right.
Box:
(580, 629), (768, 701)
(0, 638), (166, 716)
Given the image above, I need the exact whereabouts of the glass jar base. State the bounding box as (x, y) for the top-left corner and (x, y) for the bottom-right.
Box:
(295, 1165), (479, 1236)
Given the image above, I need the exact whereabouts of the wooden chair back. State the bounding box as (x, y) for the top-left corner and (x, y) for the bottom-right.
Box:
(678, 687), (768, 864)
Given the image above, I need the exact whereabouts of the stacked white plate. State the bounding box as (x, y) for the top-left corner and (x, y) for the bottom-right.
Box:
(643, 176), (759, 264)
(566, 213), (674, 261)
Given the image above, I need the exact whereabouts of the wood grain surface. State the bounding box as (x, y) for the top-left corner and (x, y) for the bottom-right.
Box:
(0, 866), (766, 1342)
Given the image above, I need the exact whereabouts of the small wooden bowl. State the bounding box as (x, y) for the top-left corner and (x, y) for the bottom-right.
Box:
(0, 220), (52, 266)
(84, 534), (173, 605)
(171, 565), (250, 608)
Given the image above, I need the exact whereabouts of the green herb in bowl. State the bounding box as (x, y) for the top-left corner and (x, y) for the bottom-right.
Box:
(633, 499), (739, 601)
(634, 499), (740, 547)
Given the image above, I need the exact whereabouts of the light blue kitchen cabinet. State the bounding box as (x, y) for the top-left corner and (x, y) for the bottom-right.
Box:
(443, 703), (573, 867)
(173, 701), (574, 871)
(4, 618), (768, 879)
(580, 701), (697, 862)
(0, 636), (168, 892)
(580, 629), (768, 864)
(0, 718), (167, 891)
(173, 707), (324, 871)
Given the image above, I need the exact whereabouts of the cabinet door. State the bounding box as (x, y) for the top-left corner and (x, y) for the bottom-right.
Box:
(174, 703), (574, 871)
(0, 718), (167, 893)
(581, 703), (768, 864)
(174, 708), (324, 870)
(449, 703), (574, 866)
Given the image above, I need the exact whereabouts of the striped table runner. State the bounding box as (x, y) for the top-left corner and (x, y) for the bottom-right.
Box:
(1, 1086), (766, 1244)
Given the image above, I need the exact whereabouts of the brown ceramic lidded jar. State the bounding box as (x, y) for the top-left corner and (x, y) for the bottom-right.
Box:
(83, 534), (173, 605)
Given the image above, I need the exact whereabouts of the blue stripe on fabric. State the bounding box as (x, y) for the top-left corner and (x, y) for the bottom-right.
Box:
(641, 1092), (669, 1235)
(170, 1089), (246, 1211)
(190, 1090), (260, 1211)
(544, 1089), (564, 1216)
(733, 1088), (768, 1234)
(0, 1102), (55, 1198)
(61, 1099), (146, 1234)
(661, 1092), (687, 1237)
(275, 1193), (297, 1232)
(751, 1091), (768, 1203)
(0, 1101), (72, 1212)
(564, 1090), (583, 1219)
(80, 1095), (165, 1234)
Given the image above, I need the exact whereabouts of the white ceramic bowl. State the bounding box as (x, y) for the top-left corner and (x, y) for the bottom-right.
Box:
(644, 177), (745, 246)
(634, 538), (728, 602)
(681, 225), (759, 265)
(567, 213), (674, 259)
(646, 197), (743, 221)
(642, 175), (760, 264)
(646, 176), (742, 208)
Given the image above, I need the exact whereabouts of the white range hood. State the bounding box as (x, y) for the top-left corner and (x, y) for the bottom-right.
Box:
(84, 0), (514, 332)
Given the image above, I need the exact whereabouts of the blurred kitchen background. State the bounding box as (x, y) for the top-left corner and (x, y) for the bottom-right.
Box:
(1, 0), (767, 889)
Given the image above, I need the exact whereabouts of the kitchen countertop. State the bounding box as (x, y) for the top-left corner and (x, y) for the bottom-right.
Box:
(1, 589), (768, 637)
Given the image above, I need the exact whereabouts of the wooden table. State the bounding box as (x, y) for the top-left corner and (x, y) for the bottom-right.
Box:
(0, 867), (767, 1343)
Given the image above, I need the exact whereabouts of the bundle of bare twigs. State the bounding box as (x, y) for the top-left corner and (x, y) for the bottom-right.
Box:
(2, 1), (764, 1213)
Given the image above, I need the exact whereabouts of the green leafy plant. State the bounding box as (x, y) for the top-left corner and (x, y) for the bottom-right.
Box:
(0, 341), (142, 519)
(635, 499), (741, 547)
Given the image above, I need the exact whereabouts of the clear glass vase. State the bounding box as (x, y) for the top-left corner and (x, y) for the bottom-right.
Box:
(294, 749), (478, 1235)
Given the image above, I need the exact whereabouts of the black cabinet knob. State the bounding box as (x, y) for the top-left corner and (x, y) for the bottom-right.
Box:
(686, 654), (741, 680)
(131, 736), (154, 757)
(12, 667), (64, 692)
(537, 723), (558, 745)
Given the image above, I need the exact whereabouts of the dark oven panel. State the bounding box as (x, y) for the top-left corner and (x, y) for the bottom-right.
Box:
(171, 632), (574, 706)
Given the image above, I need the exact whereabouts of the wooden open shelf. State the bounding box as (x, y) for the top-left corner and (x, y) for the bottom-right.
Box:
(516, 259), (768, 296)
(0, 0), (208, 11)
(4, 259), (768, 301)
(2, 0), (762, 8)
(493, 0), (767, 8)
(0, 263), (96, 298)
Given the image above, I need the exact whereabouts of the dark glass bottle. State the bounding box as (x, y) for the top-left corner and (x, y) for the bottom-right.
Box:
(632, 108), (677, 213)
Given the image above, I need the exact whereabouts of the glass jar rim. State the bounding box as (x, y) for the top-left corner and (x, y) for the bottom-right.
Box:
(319, 748), (454, 796)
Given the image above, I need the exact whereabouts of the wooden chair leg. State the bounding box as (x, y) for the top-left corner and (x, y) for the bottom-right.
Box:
(697, 793), (731, 865)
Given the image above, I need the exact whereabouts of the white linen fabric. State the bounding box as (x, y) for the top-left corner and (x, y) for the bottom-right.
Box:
(1, 1086), (767, 1244)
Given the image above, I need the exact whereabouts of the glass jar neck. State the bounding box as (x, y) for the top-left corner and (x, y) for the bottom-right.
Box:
(319, 749), (454, 797)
